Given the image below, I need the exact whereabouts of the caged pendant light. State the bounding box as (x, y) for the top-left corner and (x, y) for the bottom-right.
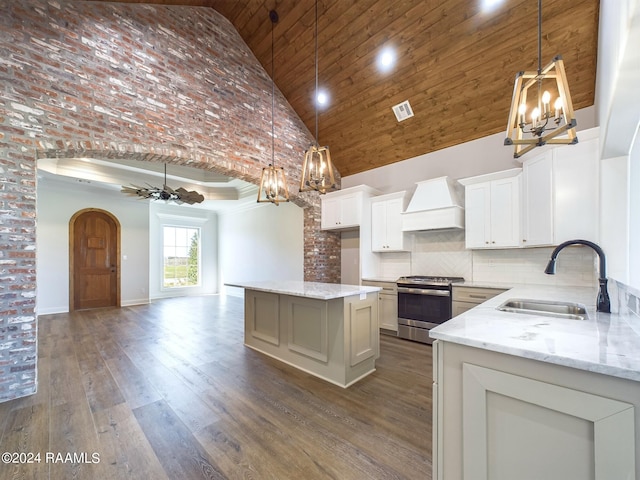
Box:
(258, 10), (290, 206)
(504, 0), (578, 158)
(299, 0), (337, 194)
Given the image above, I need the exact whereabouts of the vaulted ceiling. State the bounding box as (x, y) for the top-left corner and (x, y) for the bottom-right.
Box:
(86, 0), (600, 177)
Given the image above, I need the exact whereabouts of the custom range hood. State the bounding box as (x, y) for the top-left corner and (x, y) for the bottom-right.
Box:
(401, 176), (464, 231)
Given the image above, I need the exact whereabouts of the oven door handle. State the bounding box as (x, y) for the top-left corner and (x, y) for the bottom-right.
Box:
(397, 287), (451, 296)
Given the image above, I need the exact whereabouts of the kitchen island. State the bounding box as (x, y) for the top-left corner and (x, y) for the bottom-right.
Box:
(430, 283), (640, 480)
(225, 281), (381, 388)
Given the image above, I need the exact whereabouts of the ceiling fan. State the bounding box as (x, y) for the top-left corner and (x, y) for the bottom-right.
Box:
(121, 163), (205, 205)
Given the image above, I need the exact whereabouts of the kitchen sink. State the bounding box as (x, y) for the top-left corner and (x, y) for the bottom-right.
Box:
(496, 299), (588, 320)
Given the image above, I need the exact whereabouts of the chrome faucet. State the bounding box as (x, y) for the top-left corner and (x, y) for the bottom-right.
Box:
(544, 239), (611, 313)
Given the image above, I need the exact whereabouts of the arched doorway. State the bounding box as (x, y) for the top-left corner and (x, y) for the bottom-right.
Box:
(69, 208), (121, 311)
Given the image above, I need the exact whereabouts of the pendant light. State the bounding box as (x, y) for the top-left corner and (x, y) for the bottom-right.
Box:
(258, 10), (290, 205)
(504, 0), (578, 158)
(299, 0), (337, 194)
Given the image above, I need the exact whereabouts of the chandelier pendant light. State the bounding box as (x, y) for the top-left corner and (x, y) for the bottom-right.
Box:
(504, 0), (578, 158)
(121, 163), (205, 205)
(258, 10), (290, 206)
(299, 0), (337, 194)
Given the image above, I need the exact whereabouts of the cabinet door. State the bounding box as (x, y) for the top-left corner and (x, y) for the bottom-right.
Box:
(553, 137), (599, 244)
(339, 193), (361, 228)
(371, 201), (387, 251)
(378, 292), (398, 331)
(452, 301), (473, 317)
(490, 176), (521, 247)
(465, 183), (491, 248)
(384, 197), (405, 250)
(522, 151), (554, 246)
(321, 196), (341, 229)
(463, 363), (635, 480)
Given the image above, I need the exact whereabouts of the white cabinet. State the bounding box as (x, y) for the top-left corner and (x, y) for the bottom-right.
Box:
(460, 169), (522, 249)
(522, 151), (554, 246)
(521, 128), (600, 246)
(451, 286), (507, 317)
(433, 340), (638, 480)
(362, 280), (398, 332)
(553, 133), (599, 244)
(321, 185), (380, 231)
(371, 191), (409, 252)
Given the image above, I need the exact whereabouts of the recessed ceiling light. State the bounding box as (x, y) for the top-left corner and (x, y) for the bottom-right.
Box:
(377, 46), (396, 73)
(481, 0), (504, 13)
(316, 89), (329, 107)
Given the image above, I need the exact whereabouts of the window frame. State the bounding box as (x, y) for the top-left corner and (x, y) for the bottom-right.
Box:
(161, 224), (202, 290)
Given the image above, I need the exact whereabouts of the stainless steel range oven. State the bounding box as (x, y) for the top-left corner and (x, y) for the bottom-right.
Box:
(396, 276), (464, 344)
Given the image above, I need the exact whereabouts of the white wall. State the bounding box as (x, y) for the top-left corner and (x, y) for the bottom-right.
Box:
(629, 127), (640, 288)
(219, 202), (304, 296)
(342, 107), (596, 195)
(596, 0), (640, 286)
(149, 202), (218, 299)
(36, 176), (150, 314)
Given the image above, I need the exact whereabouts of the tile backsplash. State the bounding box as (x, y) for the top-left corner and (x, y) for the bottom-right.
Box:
(380, 229), (598, 287)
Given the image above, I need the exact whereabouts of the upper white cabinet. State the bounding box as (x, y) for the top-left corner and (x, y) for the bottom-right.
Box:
(521, 128), (600, 246)
(553, 132), (599, 244)
(522, 151), (554, 246)
(321, 185), (380, 231)
(371, 191), (409, 252)
(459, 169), (522, 249)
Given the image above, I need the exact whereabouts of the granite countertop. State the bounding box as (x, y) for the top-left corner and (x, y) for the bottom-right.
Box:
(430, 284), (640, 383)
(224, 281), (381, 300)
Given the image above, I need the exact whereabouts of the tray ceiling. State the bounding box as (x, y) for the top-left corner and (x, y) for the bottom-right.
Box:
(83, 0), (600, 177)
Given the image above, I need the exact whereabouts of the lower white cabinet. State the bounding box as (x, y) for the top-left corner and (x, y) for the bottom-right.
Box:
(452, 286), (507, 317)
(362, 280), (398, 332)
(433, 340), (638, 480)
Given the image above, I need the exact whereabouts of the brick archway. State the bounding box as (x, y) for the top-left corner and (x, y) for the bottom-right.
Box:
(0, 0), (341, 401)
(36, 143), (341, 283)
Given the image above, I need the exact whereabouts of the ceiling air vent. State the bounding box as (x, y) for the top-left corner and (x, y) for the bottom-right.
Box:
(392, 100), (414, 122)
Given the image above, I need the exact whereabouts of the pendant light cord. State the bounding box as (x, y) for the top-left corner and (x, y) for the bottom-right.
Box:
(271, 11), (276, 167)
(537, 0), (542, 74)
(314, 0), (319, 145)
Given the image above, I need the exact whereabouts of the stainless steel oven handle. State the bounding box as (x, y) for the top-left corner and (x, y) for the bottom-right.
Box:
(397, 287), (451, 296)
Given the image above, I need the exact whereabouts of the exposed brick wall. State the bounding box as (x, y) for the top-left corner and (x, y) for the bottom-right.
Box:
(0, 0), (341, 402)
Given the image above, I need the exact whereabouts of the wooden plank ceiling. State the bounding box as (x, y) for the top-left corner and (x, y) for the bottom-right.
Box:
(84, 0), (599, 177)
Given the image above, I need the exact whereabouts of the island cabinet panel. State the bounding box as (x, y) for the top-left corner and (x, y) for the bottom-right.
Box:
(246, 290), (280, 346)
(285, 297), (328, 362)
(242, 289), (379, 388)
(433, 341), (638, 480)
(349, 298), (377, 366)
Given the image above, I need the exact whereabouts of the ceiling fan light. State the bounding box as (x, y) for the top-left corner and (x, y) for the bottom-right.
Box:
(120, 164), (205, 205)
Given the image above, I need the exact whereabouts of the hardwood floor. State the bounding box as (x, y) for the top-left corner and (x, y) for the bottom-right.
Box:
(0, 295), (432, 480)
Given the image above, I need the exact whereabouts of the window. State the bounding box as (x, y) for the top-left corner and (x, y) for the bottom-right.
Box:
(163, 226), (200, 288)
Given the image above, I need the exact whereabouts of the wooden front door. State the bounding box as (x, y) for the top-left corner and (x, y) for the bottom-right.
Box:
(70, 209), (120, 311)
